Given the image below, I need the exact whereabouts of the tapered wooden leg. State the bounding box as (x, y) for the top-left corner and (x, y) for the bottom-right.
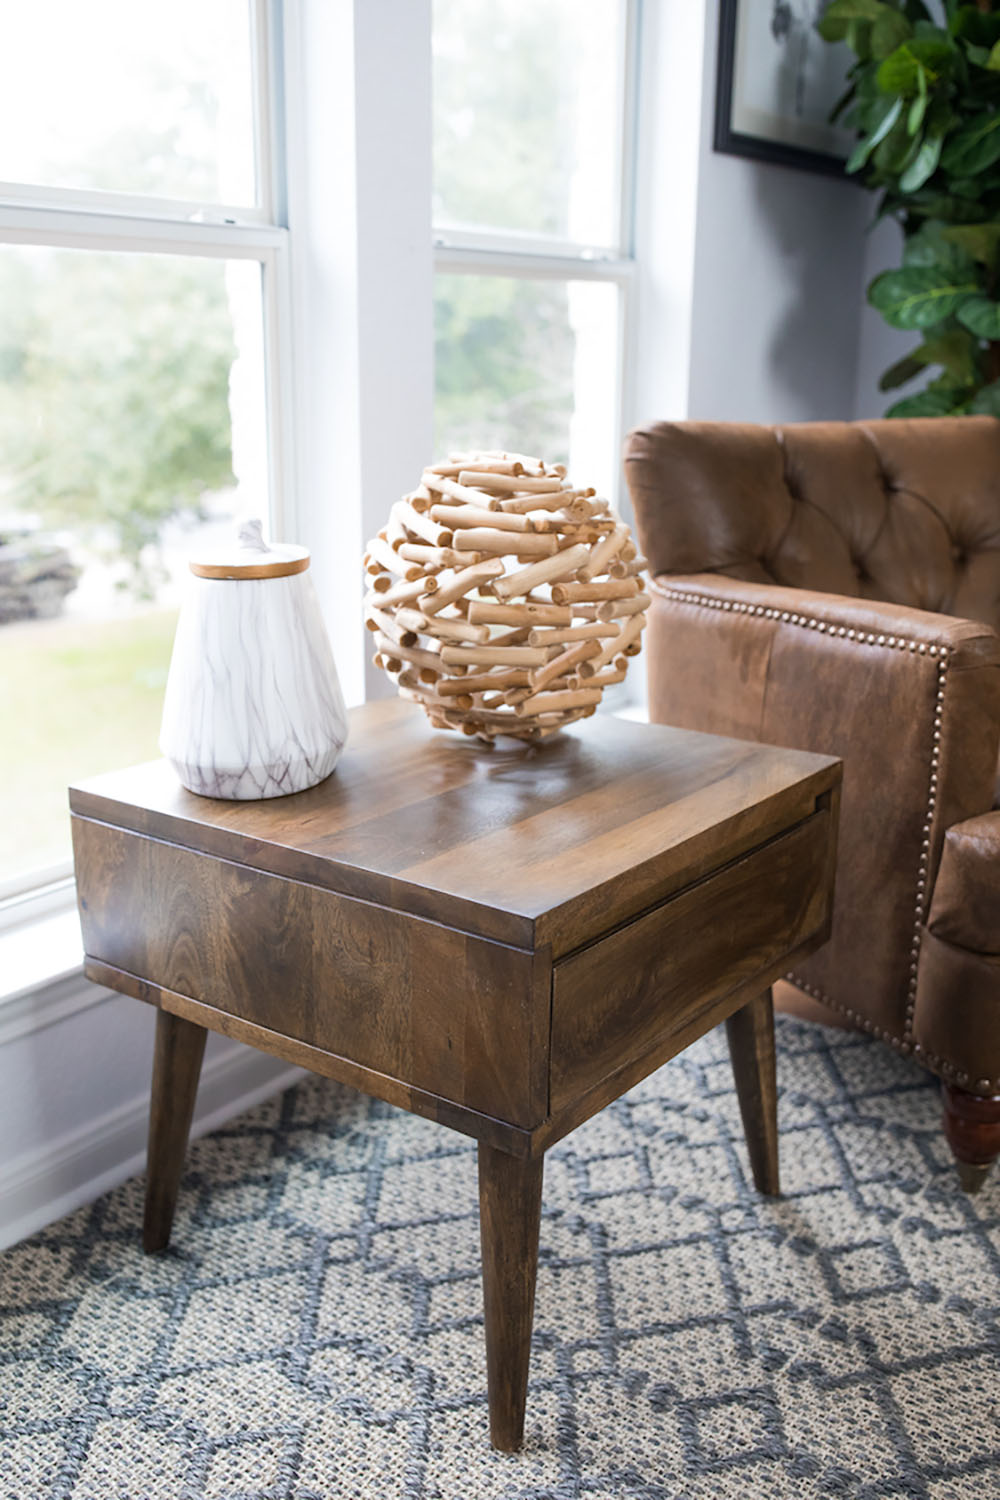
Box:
(143, 1008), (207, 1253)
(725, 988), (780, 1196)
(478, 1143), (544, 1451)
(942, 1085), (1000, 1194)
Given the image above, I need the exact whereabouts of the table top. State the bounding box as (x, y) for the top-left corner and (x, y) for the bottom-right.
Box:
(70, 699), (839, 953)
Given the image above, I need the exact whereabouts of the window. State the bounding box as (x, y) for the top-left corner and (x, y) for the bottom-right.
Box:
(0, 0), (288, 904)
(432, 0), (635, 488)
(2, 0), (639, 943)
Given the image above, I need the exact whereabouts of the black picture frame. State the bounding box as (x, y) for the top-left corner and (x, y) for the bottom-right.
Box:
(714, 0), (852, 179)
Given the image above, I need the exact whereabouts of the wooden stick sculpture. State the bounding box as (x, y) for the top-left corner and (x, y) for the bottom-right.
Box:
(363, 451), (647, 743)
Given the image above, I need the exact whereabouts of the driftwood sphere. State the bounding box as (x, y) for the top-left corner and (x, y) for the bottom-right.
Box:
(363, 451), (648, 743)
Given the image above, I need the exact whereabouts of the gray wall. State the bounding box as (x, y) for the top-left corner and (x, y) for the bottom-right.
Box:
(632, 0), (877, 434)
(853, 216), (913, 420)
(686, 1), (872, 426)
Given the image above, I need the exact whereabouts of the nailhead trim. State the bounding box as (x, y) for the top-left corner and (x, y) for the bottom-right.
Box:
(652, 583), (948, 657)
(654, 584), (1000, 1092)
(783, 969), (999, 1092)
(900, 652), (949, 1041)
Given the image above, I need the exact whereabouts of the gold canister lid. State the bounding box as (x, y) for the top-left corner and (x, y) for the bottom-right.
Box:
(189, 518), (310, 580)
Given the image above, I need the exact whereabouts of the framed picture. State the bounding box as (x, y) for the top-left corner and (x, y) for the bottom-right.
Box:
(715, 0), (856, 177)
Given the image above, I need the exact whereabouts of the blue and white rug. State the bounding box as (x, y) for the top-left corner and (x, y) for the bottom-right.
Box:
(1, 1016), (998, 1499)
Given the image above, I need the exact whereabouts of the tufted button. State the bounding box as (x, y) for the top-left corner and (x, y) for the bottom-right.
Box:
(951, 544), (966, 566)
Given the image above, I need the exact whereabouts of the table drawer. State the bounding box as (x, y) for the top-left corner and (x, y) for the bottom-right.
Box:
(72, 815), (546, 1128)
(550, 808), (832, 1111)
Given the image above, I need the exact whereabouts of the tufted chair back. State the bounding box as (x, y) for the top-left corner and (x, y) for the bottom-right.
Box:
(629, 417), (1000, 633)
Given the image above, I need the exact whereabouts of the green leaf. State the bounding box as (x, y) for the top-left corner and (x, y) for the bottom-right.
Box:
(968, 378), (1000, 413)
(957, 294), (1000, 336)
(902, 190), (990, 220)
(949, 176), (986, 197)
(830, 80), (857, 124)
(879, 351), (928, 389)
(919, 326), (982, 382)
(823, 0), (894, 19)
(940, 222), (1000, 263)
(900, 129), (945, 190)
(950, 5), (1000, 48)
(877, 39), (955, 94)
(941, 113), (1000, 175)
(988, 39), (1000, 70)
(912, 22), (950, 44)
(871, 7), (913, 58)
(903, 219), (977, 270)
(846, 18), (875, 56)
(818, 0), (893, 42)
(874, 115), (924, 171)
(847, 96), (904, 171)
(879, 327), (980, 391)
(907, 93), (928, 134)
(886, 386), (963, 416)
(868, 264), (979, 326)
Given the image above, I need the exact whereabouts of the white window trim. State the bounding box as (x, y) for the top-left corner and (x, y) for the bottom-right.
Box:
(434, 244), (636, 280)
(0, 182), (274, 228)
(0, 203), (285, 252)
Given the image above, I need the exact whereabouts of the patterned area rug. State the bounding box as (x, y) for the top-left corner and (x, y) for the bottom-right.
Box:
(2, 1017), (999, 1500)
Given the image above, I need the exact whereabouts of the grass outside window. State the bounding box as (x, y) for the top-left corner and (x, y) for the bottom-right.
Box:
(1, 611), (176, 884)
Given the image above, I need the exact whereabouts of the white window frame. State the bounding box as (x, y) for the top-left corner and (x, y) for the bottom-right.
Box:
(431, 0), (641, 498)
(0, 0), (293, 925)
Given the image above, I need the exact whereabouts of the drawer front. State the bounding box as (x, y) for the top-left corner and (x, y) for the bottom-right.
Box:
(72, 816), (546, 1128)
(550, 810), (832, 1111)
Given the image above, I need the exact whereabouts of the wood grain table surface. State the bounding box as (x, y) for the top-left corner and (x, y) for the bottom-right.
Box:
(71, 698), (841, 1449)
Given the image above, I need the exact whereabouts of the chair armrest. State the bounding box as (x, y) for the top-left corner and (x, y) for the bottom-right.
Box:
(927, 811), (1000, 956)
(915, 810), (1000, 1092)
(646, 573), (1000, 1050)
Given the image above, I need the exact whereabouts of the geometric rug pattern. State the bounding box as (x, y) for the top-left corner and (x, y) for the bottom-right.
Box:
(1, 1016), (999, 1499)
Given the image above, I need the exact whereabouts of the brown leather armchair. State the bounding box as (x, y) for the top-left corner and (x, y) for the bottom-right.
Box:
(625, 416), (1000, 1189)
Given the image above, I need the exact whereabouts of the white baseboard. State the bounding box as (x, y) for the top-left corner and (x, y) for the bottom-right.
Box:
(0, 1040), (305, 1251)
(0, 967), (104, 1047)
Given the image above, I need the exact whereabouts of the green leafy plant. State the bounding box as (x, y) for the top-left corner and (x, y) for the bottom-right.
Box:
(818, 0), (1000, 415)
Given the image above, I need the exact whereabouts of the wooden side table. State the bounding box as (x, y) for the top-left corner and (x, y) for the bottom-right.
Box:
(71, 700), (840, 1450)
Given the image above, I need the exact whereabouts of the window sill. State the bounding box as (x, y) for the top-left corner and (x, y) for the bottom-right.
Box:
(0, 907), (84, 1007)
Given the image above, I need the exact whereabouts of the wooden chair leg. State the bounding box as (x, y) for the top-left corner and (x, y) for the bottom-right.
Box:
(477, 1143), (544, 1452)
(942, 1084), (1000, 1193)
(143, 1008), (207, 1253)
(725, 987), (780, 1196)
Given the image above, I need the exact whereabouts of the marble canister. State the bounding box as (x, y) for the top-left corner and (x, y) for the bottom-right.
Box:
(160, 520), (348, 799)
